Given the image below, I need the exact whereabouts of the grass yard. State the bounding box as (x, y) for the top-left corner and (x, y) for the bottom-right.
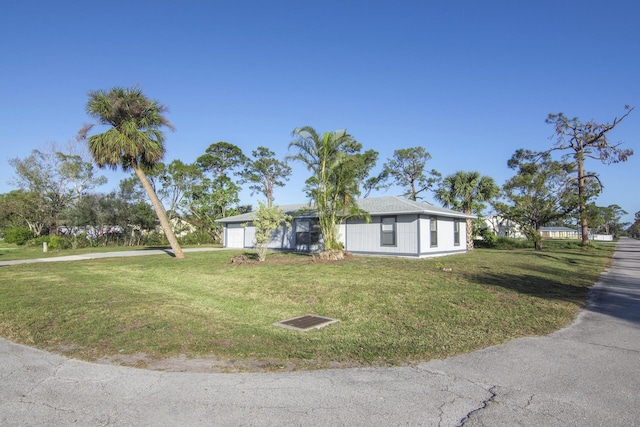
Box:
(0, 242), (614, 371)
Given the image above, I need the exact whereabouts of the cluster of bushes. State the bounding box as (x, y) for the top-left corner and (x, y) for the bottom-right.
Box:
(2, 226), (215, 250)
(4, 227), (33, 246)
(473, 231), (531, 249)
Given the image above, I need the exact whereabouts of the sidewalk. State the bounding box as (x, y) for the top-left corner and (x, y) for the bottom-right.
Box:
(0, 247), (225, 266)
(1, 239), (639, 426)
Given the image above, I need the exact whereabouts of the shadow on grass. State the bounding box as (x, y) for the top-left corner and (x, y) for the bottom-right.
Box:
(467, 271), (590, 305)
(471, 241), (640, 326)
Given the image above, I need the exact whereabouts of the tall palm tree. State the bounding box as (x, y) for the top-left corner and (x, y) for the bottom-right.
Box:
(435, 171), (499, 251)
(79, 86), (185, 259)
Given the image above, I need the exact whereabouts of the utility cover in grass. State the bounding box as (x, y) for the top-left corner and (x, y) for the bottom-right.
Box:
(274, 315), (339, 331)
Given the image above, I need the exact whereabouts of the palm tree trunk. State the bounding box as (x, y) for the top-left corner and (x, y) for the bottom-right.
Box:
(133, 165), (185, 259)
(466, 214), (474, 251)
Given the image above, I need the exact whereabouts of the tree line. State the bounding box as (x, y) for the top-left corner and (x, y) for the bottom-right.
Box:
(0, 86), (634, 257)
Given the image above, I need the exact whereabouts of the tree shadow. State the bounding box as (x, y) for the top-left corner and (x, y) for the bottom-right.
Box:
(466, 252), (640, 326)
(587, 284), (640, 324)
(140, 246), (176, 257)
(466, 270), (589, 305)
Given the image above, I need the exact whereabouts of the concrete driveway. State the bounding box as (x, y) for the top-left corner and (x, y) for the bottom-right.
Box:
(1, 239), (639, 426)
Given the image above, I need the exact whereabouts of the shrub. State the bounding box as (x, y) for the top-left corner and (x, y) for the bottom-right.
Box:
(141, 231), (167, 246)
(4, 227), (34, 245)
(474, 228), (497, 248)
(48, 235), (72, 250)
(179, 230), (214, 245)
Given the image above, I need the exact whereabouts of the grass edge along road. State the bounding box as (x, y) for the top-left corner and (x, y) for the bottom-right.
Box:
(0, 241), (614, 372)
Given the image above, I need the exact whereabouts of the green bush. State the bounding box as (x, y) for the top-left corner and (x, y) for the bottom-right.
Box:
(179, 230), (215, 245)
(48, 235), (72, 250)
(141, 231), (167, 246)
(474, 228), (497, 248)
(475, 236), (530, 250)
(5, 227), (34, 245)
(70, 234), (92, 249)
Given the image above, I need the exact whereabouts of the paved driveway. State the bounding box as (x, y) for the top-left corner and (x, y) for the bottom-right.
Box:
(0, 247), (224, 266)
(1, 239), (639, 426)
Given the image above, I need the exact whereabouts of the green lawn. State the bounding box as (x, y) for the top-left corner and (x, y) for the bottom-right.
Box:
(0, 242), (614, 371)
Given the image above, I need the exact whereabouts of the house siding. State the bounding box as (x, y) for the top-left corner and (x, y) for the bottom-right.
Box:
(235, 223), (296, 250)
(345, 215), (418, 256)
(419, 215), (429, 252)
(216, 196), (474, 258)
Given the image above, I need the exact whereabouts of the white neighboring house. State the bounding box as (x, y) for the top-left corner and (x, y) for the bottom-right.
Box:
(484, 215), (525, 238)
(215, 196), (475, 258)
(540, 226), (579, 239)
(540, 227), (614, 241)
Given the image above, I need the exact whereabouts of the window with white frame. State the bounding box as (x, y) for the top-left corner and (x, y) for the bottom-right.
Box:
(430, 217), (438, 247)
(295, 219), (320, 245)
(381, 216), (396, 246)
(454, 220), (460, 246)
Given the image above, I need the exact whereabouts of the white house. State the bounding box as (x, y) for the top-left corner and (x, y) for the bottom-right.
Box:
(540, 226), (579, 239)
(216, 196), (475, 258)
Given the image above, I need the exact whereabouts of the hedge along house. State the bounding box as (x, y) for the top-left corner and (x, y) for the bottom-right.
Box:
(216, 196), (475, 258)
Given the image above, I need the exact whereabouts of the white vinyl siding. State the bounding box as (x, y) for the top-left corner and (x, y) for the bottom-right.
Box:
(346, 215), (417, 255)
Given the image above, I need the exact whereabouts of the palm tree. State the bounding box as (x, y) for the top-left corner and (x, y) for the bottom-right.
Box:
(79, 86), (185, 259)
(288, 126), (364, 250)
(435, 171), (499, 251)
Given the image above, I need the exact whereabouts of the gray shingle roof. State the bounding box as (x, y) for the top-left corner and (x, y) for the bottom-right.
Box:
(355, 196), (474, 218)
(215, 196), (474, 223)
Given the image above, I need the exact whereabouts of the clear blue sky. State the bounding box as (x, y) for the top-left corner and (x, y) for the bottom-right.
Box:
(2, 1), (639, 223)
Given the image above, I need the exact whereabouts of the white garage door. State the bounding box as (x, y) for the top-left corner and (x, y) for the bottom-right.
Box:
(225, 224), (245, 248)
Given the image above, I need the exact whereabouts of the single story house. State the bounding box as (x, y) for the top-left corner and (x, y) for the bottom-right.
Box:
(216, 196), (475, 258)
(540, 226), (579, 239)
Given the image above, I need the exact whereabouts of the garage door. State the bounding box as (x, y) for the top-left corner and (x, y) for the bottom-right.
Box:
(225, 224), (245, 248)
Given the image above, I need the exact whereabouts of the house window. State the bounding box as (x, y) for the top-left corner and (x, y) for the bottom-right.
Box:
(381, 216), (396, 246)
(296, 220), (310, 245)
(296, 219), (320, 245)
(454, 220), (460, 246)
(430, 218), (438, 247)
(310, 220), (321, 244)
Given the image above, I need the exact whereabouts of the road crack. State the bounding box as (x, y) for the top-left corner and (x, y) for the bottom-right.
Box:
(456, 385), (497, 427)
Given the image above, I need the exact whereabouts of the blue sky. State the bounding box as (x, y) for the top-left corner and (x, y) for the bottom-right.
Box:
(2, 1), (639, 223)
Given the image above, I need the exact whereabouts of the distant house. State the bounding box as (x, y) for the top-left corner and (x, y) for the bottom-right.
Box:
(540, 226), (579, 239)
(215, 196), (475, 258)
(484, 215), (525, 239)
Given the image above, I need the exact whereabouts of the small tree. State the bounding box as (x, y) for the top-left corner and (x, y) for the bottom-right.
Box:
(241, 146), (292, 207)
(382, 147), (441, 201)
(0, 190), (49, 237)
(252, 202), (291, 262)
(494, 150), (578, 250)
(435, 171), (499, 251)
(195, 141), (247, 242)
(9, 146), (106, 236)
(545, 106), (634, 244)
(627, 211), (640, 238)
(288, 126), (369, 250)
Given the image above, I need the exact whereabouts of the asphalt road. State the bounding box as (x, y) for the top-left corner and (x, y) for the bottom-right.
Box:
(1, 239), (639, 426)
